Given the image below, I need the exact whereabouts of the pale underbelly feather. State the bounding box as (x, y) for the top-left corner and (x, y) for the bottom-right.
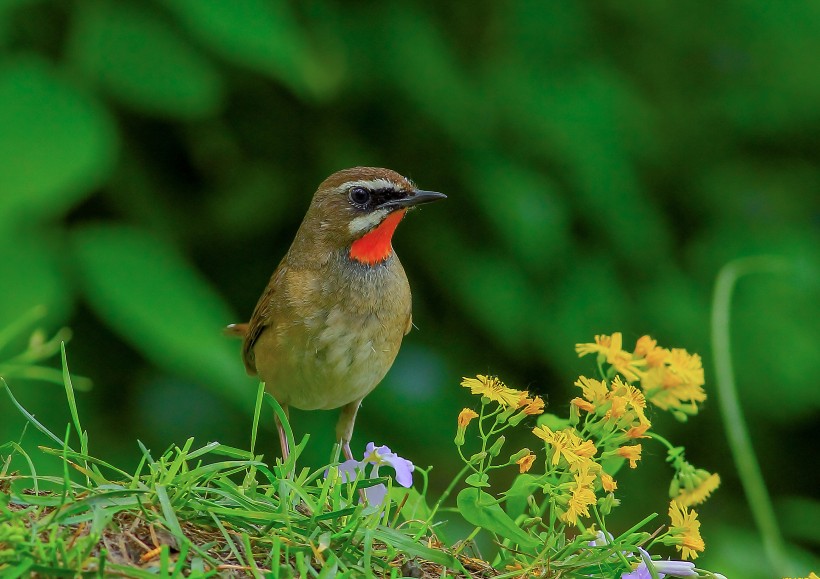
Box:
(257, 274), (408, 410)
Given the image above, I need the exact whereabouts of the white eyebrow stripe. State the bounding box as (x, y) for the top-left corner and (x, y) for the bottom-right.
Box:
(337, 178), (401, 192)
(348, 208), (389, 235)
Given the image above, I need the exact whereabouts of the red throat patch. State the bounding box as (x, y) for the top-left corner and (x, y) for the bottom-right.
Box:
(349, 209), (406, 265)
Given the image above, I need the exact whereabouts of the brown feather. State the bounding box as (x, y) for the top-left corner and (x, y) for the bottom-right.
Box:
(224, 323), (249, 338)
(241, 263), (288, 375)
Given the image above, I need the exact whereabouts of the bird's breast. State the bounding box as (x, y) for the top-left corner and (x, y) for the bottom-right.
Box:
(254, 252), (411, 410)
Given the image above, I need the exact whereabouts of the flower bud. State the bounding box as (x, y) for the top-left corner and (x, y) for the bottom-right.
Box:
(508, 448), (531, 462)
(487, 435), (506, 457)
(508, 410), (527, 426)
(669, 476), (680, 498)
(597, 492), (619, 515)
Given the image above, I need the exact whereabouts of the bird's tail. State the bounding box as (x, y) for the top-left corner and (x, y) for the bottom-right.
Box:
(224, 323), (249, 339)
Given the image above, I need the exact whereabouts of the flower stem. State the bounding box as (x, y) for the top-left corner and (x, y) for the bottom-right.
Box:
(420, 462), (472, 538)
(711, 256), (792, 576)
(646, 432), (675, 452)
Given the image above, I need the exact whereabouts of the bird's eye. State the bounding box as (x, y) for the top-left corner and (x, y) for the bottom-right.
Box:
(348, 186), (371, 207)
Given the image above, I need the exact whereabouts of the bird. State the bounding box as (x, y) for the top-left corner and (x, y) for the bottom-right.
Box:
(226, 167), (445, 462)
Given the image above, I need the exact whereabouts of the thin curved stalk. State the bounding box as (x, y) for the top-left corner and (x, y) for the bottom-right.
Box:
(711, 256), (792, 575)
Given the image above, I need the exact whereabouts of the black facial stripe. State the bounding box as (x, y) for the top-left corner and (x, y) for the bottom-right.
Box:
(370, 187), (409, 207)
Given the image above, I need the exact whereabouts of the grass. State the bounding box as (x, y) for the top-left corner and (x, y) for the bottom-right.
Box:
(0, 346), (481, 578)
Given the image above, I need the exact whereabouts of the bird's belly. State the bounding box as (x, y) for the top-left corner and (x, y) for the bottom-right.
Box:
(256, 305), (405, 411)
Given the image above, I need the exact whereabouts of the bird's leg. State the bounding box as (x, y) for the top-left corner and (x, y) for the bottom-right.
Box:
(336, 398), (368, 503)
(336, 398), (363, 462)
(274, 403), (290, 461)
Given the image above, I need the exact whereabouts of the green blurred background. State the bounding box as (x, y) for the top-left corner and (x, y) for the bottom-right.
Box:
(1, 0), (818, 576)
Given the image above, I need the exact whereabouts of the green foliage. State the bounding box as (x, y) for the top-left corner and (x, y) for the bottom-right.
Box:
(71, 225), (250, 408)
(0, 58), (116, 225)
(2, 348), (473, 577)
(1, 2), (818, 577)
(69, 3), (224, 119)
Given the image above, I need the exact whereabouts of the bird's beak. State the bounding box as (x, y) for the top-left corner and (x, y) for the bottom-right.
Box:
(377, 189), (447, 211)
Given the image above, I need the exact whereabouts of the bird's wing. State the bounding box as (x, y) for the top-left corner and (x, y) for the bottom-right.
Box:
(242, 265), (288, 375)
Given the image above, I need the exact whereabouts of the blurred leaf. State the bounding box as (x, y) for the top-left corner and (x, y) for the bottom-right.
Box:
(777, 496), (820, 547)
(71, 225), (252, 408)
(716, 2), (820, 134)
(464, 157), (570, 273)
(491, 64), (668, 264)
(161, 0), (339, 99)
(0, 0), (39, 41)
(696, 159), (820, 228)
(0, 232), (70, 328)
(69, 2), (224, 118)
(535, 257), (632, 380)
(638, 270), (709, 350)
(536, 413), (570, 431)
(373, 4), (487, 143)
(447, 251), (542, 354)
(0, 57), (116, 224)
(456, 488), (538, 548)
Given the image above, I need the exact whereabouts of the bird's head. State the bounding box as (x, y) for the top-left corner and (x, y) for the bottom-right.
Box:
(299, 167), (446, 265)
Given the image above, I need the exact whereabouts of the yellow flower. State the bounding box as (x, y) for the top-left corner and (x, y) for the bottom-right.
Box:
(574, 376), (609, 406)
(516, 452), (536, 473)
(667, 349), (705, 387)
(617, 444), (642, 468)
(676, 472), (721, 507)
(560, 466), (597, 524)
(520, 395), (545, 415)
(532, 426), (597, 468)
(610, 377), (649, 424)
(576, 333), (646, 381)
(571, 397), (595, 413)
(633, 335), (657, 358)
(668, 501), (705, 560)
(783, 574), (819, 579)
(601, 472), (617, 493)
(565, 429), (597, 461)
(626, 423), (651, 439)
(640, 348), (706, 412)
(457, 408), (479, 428)
(461, 375), (527, 408)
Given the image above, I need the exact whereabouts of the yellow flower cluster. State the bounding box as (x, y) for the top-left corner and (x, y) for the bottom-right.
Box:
(667, 501), (706, 560)
(670, 463), (721, 507)
(783, 573), (819, 579)
(461, 375), (528, 408)
(572, 375), (651, 439)
(459, 375), (545, 415)
(457, 375), (545, 454)
(576, 333), (706, 415)
(531, 424), (619, 524)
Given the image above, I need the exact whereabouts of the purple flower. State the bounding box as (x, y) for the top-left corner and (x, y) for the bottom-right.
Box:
(336, 442), (414, 505)
(622, 548), (697, 579)
(588, 530), (614, 547)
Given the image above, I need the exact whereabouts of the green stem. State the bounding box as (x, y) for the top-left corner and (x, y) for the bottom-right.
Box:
(711, 256), (792, 576)
(646, 432), (675, 452)
(419, 462), (472, 539)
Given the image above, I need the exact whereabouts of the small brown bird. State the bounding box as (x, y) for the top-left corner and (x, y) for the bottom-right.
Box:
(227, 167), (445, 461)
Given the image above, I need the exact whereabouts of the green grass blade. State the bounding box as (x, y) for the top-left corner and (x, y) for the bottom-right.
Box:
(155, 484), (185, 538)
(2, 379), (70, 450)
(60, 343), (86, 455)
